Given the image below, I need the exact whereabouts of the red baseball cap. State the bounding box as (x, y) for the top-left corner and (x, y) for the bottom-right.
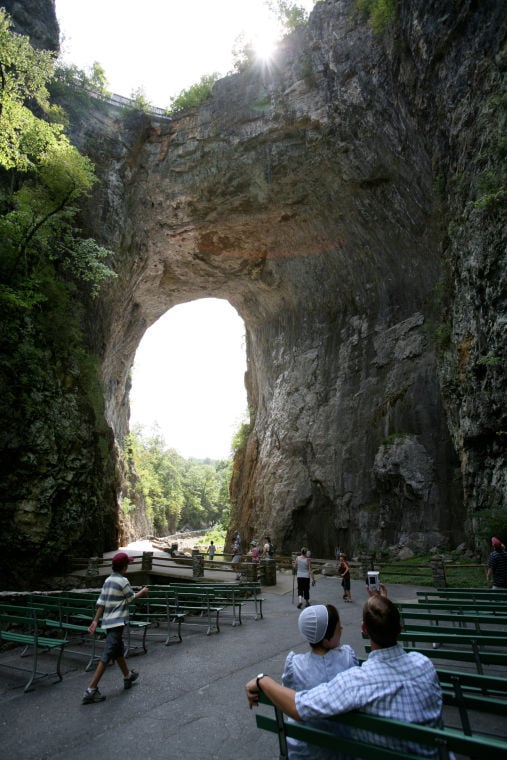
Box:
(112, 551), (134, 564)
(492, 537), (502, 549)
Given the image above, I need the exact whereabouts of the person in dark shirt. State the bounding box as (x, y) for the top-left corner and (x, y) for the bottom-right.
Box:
(487, 536), (507, 589)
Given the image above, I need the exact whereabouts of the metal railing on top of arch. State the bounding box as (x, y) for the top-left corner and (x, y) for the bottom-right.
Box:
(86, 88), (172, 121)
(62, 75), (173, 122)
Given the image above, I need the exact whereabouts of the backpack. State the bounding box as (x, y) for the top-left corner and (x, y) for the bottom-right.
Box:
(268, 542), (275, 557)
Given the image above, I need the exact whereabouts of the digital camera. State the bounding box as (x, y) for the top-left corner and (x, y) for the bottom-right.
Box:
(367, 571), (380, 591)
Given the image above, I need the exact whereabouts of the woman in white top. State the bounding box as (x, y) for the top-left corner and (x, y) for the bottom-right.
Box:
(294, 547), (314, 608)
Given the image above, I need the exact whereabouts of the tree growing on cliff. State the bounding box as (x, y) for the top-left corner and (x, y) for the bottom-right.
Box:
(267, 1), (311, 32)
(0, 8), (115, 300)
(166, 73), (221, 115)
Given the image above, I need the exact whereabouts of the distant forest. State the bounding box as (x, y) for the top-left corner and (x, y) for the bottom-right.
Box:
(123, 427), (233, 534)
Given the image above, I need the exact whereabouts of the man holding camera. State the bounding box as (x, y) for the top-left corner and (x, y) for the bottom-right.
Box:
(246, 584), (443, 756)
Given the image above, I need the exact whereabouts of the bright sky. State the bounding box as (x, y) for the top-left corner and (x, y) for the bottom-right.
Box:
(55, 0), (316, 107)
(54, 1), (314, 459)
(128, 300), (247, 459)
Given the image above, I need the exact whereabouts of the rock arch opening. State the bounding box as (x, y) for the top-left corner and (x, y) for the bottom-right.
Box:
(129, 298), (247, 460)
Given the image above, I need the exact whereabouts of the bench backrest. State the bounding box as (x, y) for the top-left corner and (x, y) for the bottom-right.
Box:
(399, 600), (507, 613)
(418, 589), (507, 601)
(256, 693), (507, 759)
(398, 610), (507, 626)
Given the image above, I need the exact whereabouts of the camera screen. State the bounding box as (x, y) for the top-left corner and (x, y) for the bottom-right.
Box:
(367, 573), (380, 589)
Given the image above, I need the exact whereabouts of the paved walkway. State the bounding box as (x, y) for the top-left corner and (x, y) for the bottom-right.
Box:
(0, 576), (499, 759)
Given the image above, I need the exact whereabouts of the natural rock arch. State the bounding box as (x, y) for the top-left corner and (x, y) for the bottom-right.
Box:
(75, 1), (476, 558)
(3, 0), (505, 587)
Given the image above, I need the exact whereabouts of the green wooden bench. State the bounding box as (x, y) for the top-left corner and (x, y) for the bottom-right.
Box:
(399, 600), (507, 614)
(155, 580), (265, 621)
(0, 605), (69, 692)
(357, 656), (507, 734)
(210, 581), (264, 620)
(29, 593), (150, 659)
(396, 607), (507, 632)
(43, 614), (107, 671)
(153, 582), (260, 626)
(436, 668), (507, 734)
(145, 587), (223, 635)
(365, 630), (507, 674)
(399, 621), (506, 638)
(255, 691), (507, 759)
(132, 594), (185, 645)
(155, 584), (243, 627)
(418, 589), (507, 602)
(171, 590), (223, 635)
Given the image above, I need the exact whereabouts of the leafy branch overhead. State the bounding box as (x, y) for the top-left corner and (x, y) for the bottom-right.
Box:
(0, 8), (115, 299)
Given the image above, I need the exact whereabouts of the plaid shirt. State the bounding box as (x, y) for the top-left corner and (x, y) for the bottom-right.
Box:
(295, 645), (443, 757)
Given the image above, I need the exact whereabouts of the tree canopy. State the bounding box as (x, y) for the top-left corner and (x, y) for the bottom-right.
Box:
(124, 427), (232, 535)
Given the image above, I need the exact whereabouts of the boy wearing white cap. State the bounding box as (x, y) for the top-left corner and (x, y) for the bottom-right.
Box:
(281, 604), (358, 758)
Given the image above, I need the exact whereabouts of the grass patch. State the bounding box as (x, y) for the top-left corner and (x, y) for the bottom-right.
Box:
(373, 553), (487, 587)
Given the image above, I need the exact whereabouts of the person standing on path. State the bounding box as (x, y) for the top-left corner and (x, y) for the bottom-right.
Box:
(208, 540), (216, 560)
(338, 552), (352, 602)
(262, 535), (274, 558)
(294, 547), (315, 608)
(487, 536), (507, 589)
(231, 537), (242, 580)
(82, 552), (148, 704)
(248, 541), (260, 562)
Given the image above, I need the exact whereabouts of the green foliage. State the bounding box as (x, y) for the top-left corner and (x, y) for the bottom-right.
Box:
(424, 259), (454, 354)
(477, 353), (501, 366)
(120, 497), (136, 516)
(52, 60), (111, 99)
(356, 0), (397, 33)
(476, 507), (507, 548)
(474, 92), (507, 209)
(129, 86), (152, 112)
(267, 1), (311, 32)
(231, 419), (252, 455)
(233, 3), (311, 73)
(125, 427), (232, 534)
(381, 432), (409, 446)
(0, 9), (63, 171)
(167, 73), (220, 115)
(232, 36), (256, 73)
(201, 525), (227, 550)
(0, 9), (116, 301)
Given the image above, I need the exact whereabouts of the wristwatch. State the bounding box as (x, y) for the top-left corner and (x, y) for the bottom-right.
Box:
(256, 673), (267, 691)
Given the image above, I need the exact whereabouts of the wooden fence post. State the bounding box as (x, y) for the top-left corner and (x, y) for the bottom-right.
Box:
(431, 557), (446, 587)
(86, 557), (100, 577)
(192, 549), (204, 578)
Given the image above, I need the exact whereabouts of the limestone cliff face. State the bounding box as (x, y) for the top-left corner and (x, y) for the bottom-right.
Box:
(66, 0), (504, 558)
(2, 0), (59, 50)
(1, 0), (505, 582)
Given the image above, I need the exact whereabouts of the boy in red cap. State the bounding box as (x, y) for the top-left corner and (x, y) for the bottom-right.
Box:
(487, 537), (507, 590)
(82, 552), (148, 704)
